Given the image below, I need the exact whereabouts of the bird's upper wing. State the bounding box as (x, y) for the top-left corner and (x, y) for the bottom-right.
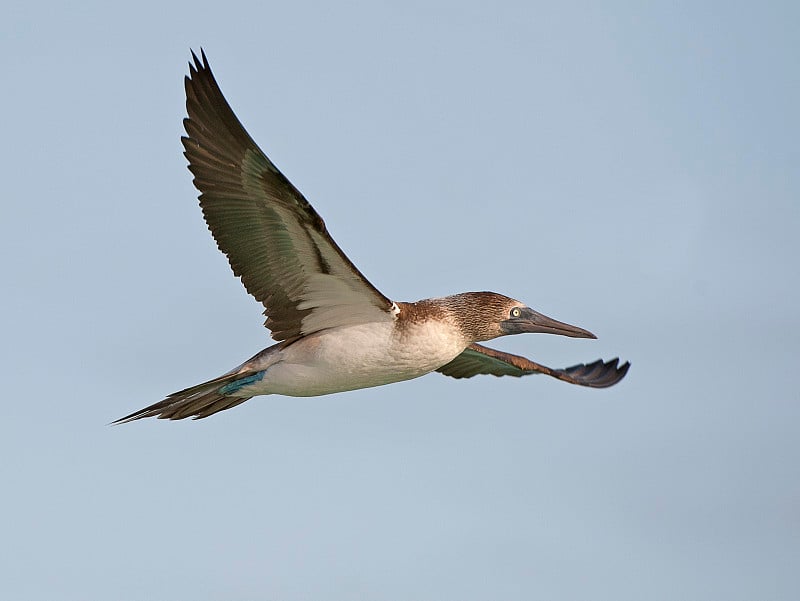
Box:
(437, 343), (630, 388)
(182, 51), (395, 341)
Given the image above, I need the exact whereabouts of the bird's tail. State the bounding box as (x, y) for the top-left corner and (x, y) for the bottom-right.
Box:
(112, 372), (256, 423)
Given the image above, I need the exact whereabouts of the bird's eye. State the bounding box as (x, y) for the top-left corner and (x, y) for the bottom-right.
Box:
(510, 307), (522, 318)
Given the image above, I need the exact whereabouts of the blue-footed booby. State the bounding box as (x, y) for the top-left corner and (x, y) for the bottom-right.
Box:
(115, 51), (629, 423)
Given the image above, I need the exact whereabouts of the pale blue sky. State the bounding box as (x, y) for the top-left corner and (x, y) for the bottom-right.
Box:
(2, 1), (798, 600)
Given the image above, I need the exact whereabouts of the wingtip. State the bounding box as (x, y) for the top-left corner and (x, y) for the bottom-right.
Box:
(561, 356), (631, 388)
(600, 357), (630, 388)
(188, 48), (210, 74)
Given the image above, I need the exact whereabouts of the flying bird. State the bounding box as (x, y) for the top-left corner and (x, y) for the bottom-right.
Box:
(115, 51), (629, 423)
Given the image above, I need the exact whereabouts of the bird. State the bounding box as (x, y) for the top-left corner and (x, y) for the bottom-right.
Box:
(114, 50), (629, 423)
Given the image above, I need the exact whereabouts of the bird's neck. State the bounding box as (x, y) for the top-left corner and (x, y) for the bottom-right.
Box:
(396, 292), (507, 343)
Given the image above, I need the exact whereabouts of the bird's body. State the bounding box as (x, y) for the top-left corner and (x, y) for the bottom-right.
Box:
(226, 312), (465, 398)
(115, 52), (629, 423)
(253, 326), (424, 397)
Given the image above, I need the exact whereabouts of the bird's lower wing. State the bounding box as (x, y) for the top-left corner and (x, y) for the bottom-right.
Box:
(436, 343), (629, 388)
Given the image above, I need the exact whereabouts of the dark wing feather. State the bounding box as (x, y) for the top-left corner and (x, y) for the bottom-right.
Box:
(437, 343), (630, 388)
(182, 50), (394, 341)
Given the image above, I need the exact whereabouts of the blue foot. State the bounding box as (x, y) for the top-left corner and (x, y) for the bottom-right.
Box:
(219, 370), (266, 395)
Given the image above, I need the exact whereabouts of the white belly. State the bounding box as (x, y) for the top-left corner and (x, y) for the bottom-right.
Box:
(241, 320), (466, 397)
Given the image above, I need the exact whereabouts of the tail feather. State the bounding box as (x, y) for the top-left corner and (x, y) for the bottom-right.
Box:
(113, 372), (255, 424)
(193, 396), (250, 420)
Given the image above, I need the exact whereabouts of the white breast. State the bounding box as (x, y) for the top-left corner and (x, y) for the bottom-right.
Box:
(243, 319), (467, 397)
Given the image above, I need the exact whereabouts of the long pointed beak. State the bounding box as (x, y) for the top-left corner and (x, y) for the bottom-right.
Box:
(502, 307), (597, 339)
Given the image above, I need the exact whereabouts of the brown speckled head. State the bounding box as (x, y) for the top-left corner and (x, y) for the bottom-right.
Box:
(398, 292), (597, 343)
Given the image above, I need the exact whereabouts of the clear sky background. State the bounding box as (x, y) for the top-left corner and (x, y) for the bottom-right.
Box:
(2, 1), (798, 599)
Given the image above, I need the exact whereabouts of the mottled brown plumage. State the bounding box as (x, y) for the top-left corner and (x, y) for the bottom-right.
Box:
(399, 292), (548, 341)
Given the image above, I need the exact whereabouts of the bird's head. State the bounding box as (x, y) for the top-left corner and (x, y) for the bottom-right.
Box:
(447, 292), (597, 343)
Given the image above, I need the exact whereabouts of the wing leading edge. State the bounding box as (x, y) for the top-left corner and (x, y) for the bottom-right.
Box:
(437, 343), (630, 388)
